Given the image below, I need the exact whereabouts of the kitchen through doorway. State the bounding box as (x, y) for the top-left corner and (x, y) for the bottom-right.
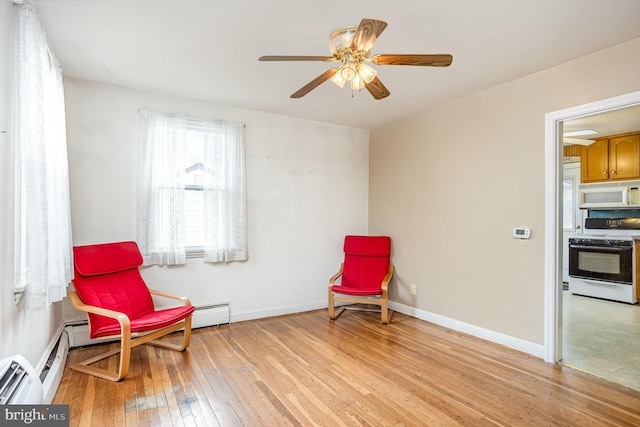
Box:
(561, 160), (640, 389)
(544, 91), (640, 387)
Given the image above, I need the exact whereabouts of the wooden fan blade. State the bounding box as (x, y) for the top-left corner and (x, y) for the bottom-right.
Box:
(350, 18), (388, 52)
(290, 68), (339, 98)
(259, 55), (335, 62)
(371, 54), (453, 67)
(365, 77), (390, 100)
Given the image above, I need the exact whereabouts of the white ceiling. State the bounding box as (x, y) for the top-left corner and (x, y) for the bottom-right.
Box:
(564, 105), (640, 143)
(35, 0), (640, 130)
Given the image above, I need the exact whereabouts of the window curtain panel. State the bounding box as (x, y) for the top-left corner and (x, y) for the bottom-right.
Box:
(15, 0), (73, 308)
(202, 121), (248, 262)
(137, 109), (188, 265)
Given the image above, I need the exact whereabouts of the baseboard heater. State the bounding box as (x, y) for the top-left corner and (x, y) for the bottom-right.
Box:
(66, 302), (230, 348)
(40, 329), (69, 403)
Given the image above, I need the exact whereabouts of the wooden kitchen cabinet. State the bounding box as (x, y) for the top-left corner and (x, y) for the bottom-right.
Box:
(581, 139), (610, 182)
(580, 132), (640, 183)
(609, 134), (640, 179)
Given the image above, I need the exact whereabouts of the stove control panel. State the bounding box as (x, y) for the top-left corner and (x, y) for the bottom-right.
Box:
(569, 237), (633, 247)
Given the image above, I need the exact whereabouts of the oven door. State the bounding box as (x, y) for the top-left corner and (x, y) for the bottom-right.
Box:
(568, 243), (633, 284)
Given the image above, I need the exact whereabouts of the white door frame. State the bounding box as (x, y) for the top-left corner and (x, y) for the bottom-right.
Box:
(544, 90), (640, 362)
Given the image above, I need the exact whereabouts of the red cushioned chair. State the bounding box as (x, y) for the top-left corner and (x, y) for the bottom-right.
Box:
(328, 235), (394, 324)
(67, 241), (195, 381)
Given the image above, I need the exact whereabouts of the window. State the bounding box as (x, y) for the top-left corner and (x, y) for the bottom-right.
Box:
(159, 125), (221, 252)
(14, 1), (73, 307)
(137, 109), (247, 265)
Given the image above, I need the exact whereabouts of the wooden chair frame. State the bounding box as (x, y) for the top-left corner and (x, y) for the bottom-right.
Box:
(328, 263), (394, 324)
(67, 288), (193, 382)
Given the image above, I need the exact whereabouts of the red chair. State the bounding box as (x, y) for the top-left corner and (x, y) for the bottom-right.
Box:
(328, 235), (394, 324)
(67, 241), (195, 381)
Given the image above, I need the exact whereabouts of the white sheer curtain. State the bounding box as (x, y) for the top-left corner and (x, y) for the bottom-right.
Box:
(137, 109), (247, 265)
(14, 0), (73, 308)
(137, 109), (188, 265)
(202, 121), (248, 262)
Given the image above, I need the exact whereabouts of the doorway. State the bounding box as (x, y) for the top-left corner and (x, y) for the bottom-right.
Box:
(544, 90), (640, 381)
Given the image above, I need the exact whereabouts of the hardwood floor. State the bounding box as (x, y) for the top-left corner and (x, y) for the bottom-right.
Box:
(53, 310), (640, 426)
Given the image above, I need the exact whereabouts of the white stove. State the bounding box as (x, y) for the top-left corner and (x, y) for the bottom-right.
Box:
(568, 217), (639, 304)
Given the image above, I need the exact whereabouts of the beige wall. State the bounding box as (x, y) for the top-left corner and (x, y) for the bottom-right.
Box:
(369, 37), (640, 345)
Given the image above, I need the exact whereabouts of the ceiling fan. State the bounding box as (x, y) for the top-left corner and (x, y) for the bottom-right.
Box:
(259, 18), (453, 100)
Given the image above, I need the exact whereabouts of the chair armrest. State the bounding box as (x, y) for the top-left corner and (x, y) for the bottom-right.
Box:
(67, 291), (131, 329)
(381, 264), (395, 292)
(149, 289), (192, 306)
(329, 263), (344, 285)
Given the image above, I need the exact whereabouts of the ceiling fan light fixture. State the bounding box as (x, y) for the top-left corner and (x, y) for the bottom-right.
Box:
(340, 62), (357, 81)
(351, 74), (365, 91)
(260, 18), (452, 100)
(330, 71), (347, 88)
(329, 26), (357, 54)
(357, 62), (377, 83)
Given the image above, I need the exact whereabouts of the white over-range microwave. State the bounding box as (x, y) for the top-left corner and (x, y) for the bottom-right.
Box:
(579, 184), (640, 209)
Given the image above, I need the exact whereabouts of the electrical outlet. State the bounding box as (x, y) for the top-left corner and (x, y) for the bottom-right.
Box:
(410, 283), (417, 295)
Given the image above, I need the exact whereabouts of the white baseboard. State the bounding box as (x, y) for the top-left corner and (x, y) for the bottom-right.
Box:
(389, 301), (545, 359)
(230, 301), (328, 323)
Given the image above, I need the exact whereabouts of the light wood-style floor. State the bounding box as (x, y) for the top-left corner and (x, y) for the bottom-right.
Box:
(53, 310), (640, 426)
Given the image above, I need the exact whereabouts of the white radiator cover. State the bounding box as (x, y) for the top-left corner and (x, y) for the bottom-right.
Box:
(66, 302), (230, 348)
(191, 303), (230, 329)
